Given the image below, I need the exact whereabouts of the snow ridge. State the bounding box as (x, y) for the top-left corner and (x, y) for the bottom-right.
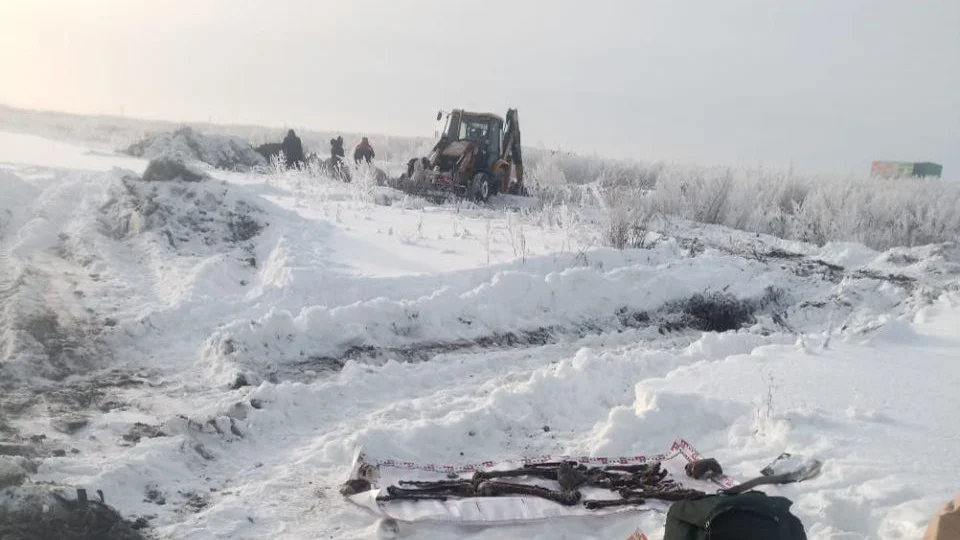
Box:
(205, 236), (948, 386)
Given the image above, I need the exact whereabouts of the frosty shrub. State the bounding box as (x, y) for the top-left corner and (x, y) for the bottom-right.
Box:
(602, 164), (960, 250)
(524, 149), (662, 207)
(600, 180), (657, 250)
(268, 151), (287, 176)
(526, 153), (578, 205)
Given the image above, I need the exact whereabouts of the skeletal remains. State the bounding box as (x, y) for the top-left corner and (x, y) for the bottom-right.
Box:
(363, 453), (824, 510)
(374, 460), (707, 509)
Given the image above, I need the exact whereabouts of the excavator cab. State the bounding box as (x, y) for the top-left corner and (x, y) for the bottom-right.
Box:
(438, 110), (503, 170)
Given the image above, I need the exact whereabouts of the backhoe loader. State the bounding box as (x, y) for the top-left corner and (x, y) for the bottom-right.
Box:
(391, 108), (527, 203)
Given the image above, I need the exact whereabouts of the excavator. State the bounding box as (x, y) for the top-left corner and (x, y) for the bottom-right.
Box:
(391, 108), (528, 203)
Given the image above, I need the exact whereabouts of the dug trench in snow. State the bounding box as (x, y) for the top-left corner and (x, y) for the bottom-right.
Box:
(268, 289), (786, 382)
(236, 240), (950, 386)
(211, 219), (958, 390)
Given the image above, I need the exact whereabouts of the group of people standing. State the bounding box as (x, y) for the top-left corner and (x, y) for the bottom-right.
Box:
(329, 135), (376, 164)
(280, 130), (376, 170)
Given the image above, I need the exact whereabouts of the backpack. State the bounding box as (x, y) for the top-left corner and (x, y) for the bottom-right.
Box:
(664, 491), (807, 540)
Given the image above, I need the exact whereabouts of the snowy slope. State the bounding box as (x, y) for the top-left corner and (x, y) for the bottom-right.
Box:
(1, 130), (959, 540)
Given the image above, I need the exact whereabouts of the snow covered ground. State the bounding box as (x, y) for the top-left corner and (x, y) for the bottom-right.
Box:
(1, 128), (959, 539)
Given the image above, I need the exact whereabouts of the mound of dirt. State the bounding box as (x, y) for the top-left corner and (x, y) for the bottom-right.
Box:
(122, 126), (266, 171)
(98, 172), (266, 253)
(142, 157), (208, 183)
(0, 486), (147, 540)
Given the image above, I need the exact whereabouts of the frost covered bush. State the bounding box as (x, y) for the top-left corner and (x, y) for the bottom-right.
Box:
(600, 180), (657, 249)
(603, 165), (960, 250)
(524, 148), (661, 186)
(526, 153), (582, 205)
(524, 149), (657, 185)
(524, 149), (661, 207)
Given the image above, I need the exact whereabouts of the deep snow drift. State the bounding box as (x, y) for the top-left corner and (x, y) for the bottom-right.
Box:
(1, 129), (959, 540)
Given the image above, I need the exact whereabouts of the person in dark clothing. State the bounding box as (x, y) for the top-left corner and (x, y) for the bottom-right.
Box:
(330, 136), (345, 160)
(353, 137), (375, 164)
(281, 129), (304, 169)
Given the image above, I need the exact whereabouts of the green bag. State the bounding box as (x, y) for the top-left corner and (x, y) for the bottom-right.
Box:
(664, 491), (807, 540)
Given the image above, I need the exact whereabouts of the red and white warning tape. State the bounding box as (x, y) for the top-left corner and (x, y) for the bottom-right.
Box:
(359, 438), (705, 474)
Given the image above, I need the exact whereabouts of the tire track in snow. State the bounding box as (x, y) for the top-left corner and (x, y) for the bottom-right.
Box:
(0, 168), (137, 450)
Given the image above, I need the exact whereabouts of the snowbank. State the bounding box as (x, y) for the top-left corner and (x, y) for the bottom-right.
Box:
(96, 168), (266, 255)
(122, 127), (266, 171)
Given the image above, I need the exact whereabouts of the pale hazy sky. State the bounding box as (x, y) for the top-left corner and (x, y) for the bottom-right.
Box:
(1, 0), (958, 174)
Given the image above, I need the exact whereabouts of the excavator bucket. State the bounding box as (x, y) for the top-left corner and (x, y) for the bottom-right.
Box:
(501, 108), (525, 194)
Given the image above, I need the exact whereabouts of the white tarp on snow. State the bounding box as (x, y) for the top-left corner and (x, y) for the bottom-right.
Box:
(345, 439), (734, 524)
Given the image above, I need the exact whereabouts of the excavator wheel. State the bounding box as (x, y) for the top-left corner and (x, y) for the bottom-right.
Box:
(470, 172), (494, 203)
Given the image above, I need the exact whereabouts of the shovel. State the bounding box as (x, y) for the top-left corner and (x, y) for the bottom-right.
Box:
(686, 453), (823, 494)
(721, 453), (823, 494)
